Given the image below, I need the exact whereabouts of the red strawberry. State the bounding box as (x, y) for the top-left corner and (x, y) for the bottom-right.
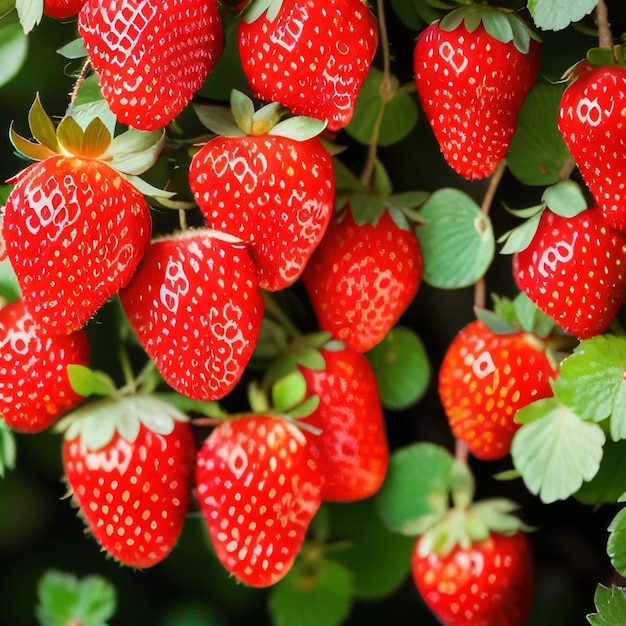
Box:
(513, 206), (626, 339)
(195, 415), (323, 587)
(412, 530), (534, 626)
(119, 229), (264, 401)
(413, 12), (540, 179)
(0, 300), (89, 433)
(302, 207), (422, 353)
(557, 61), (626, 229)
(2, 156), (151, 334)
(78, 0), (223, 131)
(438, 319), (558, 461)
(44, 0), (85, 19)
(189, 130), (334, 292)
(299, 343), (388, 501)
(62, 395), (195, 568)
(238, 0), (378, 131)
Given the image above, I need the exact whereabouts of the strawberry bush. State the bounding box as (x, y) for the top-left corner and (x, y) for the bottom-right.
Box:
(3, 0), (626, 625)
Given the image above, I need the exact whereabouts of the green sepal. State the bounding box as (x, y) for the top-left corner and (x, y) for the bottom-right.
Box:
(67, 365), (117, 398)
(103, 127), (165, 176)
(29, 93), (59, 153)
(243, 0), (283, 23)
(56, 116), (111, 159)
(9, 123), (56, 162)
(271, 369), (308, 413)
(154, 392), (227, 420)
(56, 37), (87, 60)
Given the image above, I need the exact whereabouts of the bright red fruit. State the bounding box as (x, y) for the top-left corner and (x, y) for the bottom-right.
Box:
(238, 0), (378, 131)
(79, 0), (223, 131)
(62, 395), (196, 568)
(195, 415), (323, 587)
(43, 0), (85, 19)
(413, 18), (540, 179)
(120, 229), (264, 401)
(558, 61), (626, 229)
(412, 531), (534, 626)
(299, 344), (388, 501)
(2, 156), (151, 334)
(513, 206), (626, 339)
(438, 320), (558, 461)
(0, 300), (89, 433)
(189, 134), (334, 291)
(302, 208), (422, 353)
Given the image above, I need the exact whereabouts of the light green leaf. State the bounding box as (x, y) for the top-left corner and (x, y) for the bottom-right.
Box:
(192, 103), (244, 137)
(0, 420), (17, 478)
(542, 180), (588, 218)
(271, 370), (308, 413)
(104, 128), (165, 176)
(499, 211), (542, 255)
(269, 116), (326, 141)
(15, 0), (42, 34)
(608, 509), (626, 576)
(416, 188), (494, 288)
(512, 292), (555, 337)
(511, 397), (605, 503)
(587, 584), (626, 626)
(366, 326), (431, 411)
(0, 15), (27, 87)
(527, 0), (597, 31)
(56, 37), (86, 60)
(67, 365), (117, 398)
(376, 443), (453, 535)
(123, 175), (176, 200)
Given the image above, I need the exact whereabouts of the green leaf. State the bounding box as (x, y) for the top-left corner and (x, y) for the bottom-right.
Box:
(28, 93), (59, 153)
(576, 439), (626, 506)
(552, 336), (626, 440)
(272, 370), (308, 413)
(269, 116), (326, 141)
(499, 211), (542, 255)
(192, 103), (244, 137)
(376, 443), (454, 535)
(512, 292), (555, 337)
(104, 128), (165, 176)
(416, 188), (495, 288)
(268, 558), (352, 626)
(327, 498), (414, 599)
(15, 0), (42, 34)
(507, 81), (571, 185)
(0, 420), (17, 478)
(587, 584), (626, 626)
(389, 0), (423, 29)
(0, 14), (27, 88)
(541, 180), (588, 218)
(35, 570), (117, 626)
(56, 37), (86, 60)
(527, 0), (597, 31)
(366, 326), (431, 411)
(511, 397), (605, 503)
(67, 365), (117, 398)
(0, 258), (19, 303)
(608, 509), (626, 577)
(345, 67), (418, 147)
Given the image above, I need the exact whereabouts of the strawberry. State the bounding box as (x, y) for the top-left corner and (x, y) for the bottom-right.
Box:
(557, 60), (626, 230)
(513, 206), (626, 339)
(302, 207), (422, 353)
(238, 0), (378, 132)
(2, 156), (152, 334)
(0, 300), (89, 433)
(44, 0), (85, 19)
(298, 343), (388, 501)
(119, 229), (264, 401)
(62, 395), (195, 568)
(438, 319), (558, 461)
(188, 95), (335, 292)
(195, 415), (324, 587)
(413, 10), (540, 179)
(78, 0), (224, 131)
(412, 530), (534, 626)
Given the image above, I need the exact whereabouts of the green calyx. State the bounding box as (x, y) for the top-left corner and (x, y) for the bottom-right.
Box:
(439, 5), (540, 54)
(587, 44), (626, 68)
(242, 0), (285, 24)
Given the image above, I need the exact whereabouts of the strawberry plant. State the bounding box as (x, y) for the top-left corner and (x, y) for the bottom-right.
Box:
(4, 1), (626, 625)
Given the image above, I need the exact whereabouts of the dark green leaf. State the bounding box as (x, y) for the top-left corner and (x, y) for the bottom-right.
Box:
(389, 0), (423, 29)
(576, 439), (626, 506)
(0, 258), (19, 303)
(587, 584), (626, 626)
(0, 420), (17, 478)
(608, 509), (626, 576)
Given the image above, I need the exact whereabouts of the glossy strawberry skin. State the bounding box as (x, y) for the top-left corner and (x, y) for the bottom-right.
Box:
(513, 207), (626, 339)
(63, 417), (195, 568)
(414, 21), (540, 179)
(438, 320), (558, 461)
(120, 229), (264, 401)
(189, 134), (334, 291)
(44, 0), (85, 18)
(79, 0), (223, 131)
(299, 345), (388, 502)
(412, 531), (534, 626)
(195, 415), (324, 587)
(2, 156), (152, 334)
(238, 0), (378, 131)
(0, 300), (89, 433)
(558, 62), (626, 229)
(302, 208), (422, 353)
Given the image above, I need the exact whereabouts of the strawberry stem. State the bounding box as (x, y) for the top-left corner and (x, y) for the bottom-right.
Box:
(261, 291), (301, 340)
(69, 60), (91, 106)
(594, 0), (613, 50)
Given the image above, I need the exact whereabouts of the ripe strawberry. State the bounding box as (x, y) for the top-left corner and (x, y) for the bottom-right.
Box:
(189, 128), (334, 292)
(195, 415), (323, 587)
(413, 12), (540, 179)
(2, 156), (151, 334)
(119, 229), (264, 401)
(44, 0), (85, 19)
(238, 0), (378, 131)
(513, 206), (626, 339)
(438, 319), (558, 461)
(62, 395), (195, 568)
(0, 300), (89, 433)
(302, 207), (422, 353)
(299, 343), (388, 501)
(558, 61), (626, 229)
(412, 530), (534, 626)
(78, 0), (223, 131)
